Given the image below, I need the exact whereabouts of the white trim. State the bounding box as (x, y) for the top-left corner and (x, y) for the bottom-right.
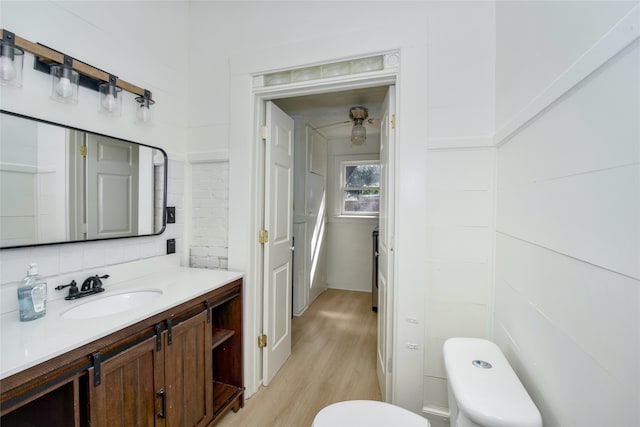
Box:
(340, 159), (381, 216)
(422, 405), (450, 424)
(0, 162), (38, 173)
(254, 74), (397, 101)
(427, 136), (494, 150)
(165, 150), (187, 163)
(247, 76), (396, 399)
(494, 3), (640, 146)
(187, 150), (229, 164)
(330, 153), (380, 219)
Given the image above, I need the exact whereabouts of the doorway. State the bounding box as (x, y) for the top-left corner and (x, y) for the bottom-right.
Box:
(259, 83), (396, 400)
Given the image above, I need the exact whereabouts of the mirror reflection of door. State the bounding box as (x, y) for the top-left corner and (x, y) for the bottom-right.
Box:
(85, 134), (139, 239)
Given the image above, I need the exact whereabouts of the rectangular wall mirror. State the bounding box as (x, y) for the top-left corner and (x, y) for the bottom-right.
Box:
(0, 110), (167, 249)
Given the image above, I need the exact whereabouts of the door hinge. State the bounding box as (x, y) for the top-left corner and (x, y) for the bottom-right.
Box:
(390, 114), (396, 130)
(260, 126), (269, 141)
(80, 145), (87, 157)
(388, 357), (393, 373)
(258, 334), (267, 348)
(259, 229), (269, 244)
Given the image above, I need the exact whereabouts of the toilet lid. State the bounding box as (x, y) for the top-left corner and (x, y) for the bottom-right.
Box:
(313, 400), (430, 427)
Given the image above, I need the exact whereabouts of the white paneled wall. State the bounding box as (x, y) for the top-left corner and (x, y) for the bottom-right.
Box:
(494, 2), (640, 426)
(189, 0), (496, 409)
(189, 162), (229, 270)
(423, 148), (494, 417)
(0, 1), (189, 315)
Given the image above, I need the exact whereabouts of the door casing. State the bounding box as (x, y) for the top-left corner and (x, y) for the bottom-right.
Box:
(250, 70), (399, 398)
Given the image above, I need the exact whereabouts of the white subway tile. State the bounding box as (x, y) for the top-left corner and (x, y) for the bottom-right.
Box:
(0, 249), (30, 285)
(82, 242), (105, 269)
(59, 244), (84, 274)
(29, 246), (60, 277)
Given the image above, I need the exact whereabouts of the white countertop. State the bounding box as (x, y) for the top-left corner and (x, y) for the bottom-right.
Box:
(0, 267), (243, 380)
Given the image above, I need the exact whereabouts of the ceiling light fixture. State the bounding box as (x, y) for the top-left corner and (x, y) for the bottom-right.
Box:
(0, 28), (155, 122)
(350, 106), (368, 145)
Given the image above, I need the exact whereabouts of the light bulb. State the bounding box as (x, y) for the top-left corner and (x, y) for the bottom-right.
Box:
(137, 105), (150, 123)
(0, 56), (16, 81)
(351, 122), (366, 145)
(56, 77), (73, 98)
(101, 93), (116, 112)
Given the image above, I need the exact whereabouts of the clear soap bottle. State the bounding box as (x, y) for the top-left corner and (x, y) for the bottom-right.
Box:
(17, 263), (47, 321)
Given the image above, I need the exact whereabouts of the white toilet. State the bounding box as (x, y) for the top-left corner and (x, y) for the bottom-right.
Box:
(312, 400), (430, 427)
(443, 337), (543, 427)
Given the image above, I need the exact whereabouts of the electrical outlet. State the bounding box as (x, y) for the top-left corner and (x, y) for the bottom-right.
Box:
(166, 239), (176, 254)
(166, 206), (176, 224)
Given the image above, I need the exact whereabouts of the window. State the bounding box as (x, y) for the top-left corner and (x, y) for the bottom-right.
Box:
(341, 161), (380, 215)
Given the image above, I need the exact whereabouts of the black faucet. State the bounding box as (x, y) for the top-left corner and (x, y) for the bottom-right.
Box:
(56, 275), (110, 300)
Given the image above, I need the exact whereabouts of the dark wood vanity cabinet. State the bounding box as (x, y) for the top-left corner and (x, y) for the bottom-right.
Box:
(0, 278), (243, 427)
(89, 335), (163, 427)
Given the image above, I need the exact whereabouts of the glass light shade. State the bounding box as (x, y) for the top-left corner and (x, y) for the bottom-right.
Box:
(351, 121), (366, 145)
(99, 82), (122, 116)
(135, 94), (155, 126)
(0, 43), (24, 87)
(50, 65), (79, 103)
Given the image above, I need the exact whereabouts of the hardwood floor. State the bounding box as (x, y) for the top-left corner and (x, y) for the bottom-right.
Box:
(217, 289), (381, 427)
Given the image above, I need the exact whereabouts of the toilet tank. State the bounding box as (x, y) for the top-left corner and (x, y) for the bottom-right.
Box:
(443, 338), (542, 427)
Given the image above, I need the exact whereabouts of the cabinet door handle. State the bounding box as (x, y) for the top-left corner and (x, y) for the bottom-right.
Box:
(157, 389), (166, 419)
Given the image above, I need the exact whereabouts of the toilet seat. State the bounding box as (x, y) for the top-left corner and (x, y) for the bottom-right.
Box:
(313, 400), (430, 427)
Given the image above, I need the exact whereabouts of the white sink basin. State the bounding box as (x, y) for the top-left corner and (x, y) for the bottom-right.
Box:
(61, 289), (162, 319)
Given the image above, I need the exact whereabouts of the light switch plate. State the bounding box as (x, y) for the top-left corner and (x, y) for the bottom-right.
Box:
(166, 206), (176, 224)
(166, 239), (176, 254)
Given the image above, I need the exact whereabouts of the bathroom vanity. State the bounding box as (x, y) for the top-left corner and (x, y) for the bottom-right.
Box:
(0, 267), (244, 427)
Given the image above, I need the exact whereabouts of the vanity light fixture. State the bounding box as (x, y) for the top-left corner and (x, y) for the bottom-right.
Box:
(99, 74), (122, 115)
(0, 30), (24, 87)
(50, 55), (79, 103)
(135, 89), (155, 124)
(350, 106), (368, 145)
(0, 28), (155, 122)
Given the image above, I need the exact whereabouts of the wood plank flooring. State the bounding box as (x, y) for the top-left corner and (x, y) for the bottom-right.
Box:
(217, 289), (381, 427)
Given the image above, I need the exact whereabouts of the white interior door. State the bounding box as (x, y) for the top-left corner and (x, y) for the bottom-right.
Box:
(263, 101), (295, 385)
(86, 134), (139, 239)
(377, 85), (396, 401)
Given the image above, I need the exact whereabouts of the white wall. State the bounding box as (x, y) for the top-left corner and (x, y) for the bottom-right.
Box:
(326, 135), (380, 293)
(423, 147), (494, 419)
(0, 1), (189, 313)
(188, 1), (496, 418)
(494, 2), (639, 426)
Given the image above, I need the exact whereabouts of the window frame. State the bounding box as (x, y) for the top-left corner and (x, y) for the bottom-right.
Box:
(340, 159), (381, 217)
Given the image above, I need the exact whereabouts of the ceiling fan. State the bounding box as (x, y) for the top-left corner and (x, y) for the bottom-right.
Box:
(312, 106), (380, 145)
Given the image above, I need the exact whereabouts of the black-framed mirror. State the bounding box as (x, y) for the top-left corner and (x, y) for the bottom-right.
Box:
(0, 110), (167, 249)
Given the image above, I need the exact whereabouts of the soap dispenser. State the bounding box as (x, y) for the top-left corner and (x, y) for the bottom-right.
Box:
(17, 263), (47, 321)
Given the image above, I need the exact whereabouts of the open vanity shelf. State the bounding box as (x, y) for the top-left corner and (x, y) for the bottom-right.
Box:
(1, 277), (244, 427)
